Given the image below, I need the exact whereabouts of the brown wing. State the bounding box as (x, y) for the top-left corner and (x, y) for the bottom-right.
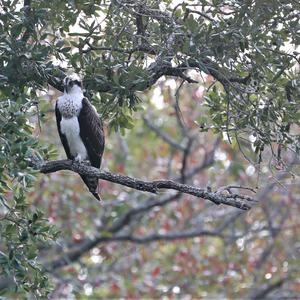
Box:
(78, 97), (105, 168)
(55, 102), (72, 159)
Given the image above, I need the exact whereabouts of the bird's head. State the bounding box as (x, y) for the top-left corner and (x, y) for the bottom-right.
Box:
(63, 74), (82, 94)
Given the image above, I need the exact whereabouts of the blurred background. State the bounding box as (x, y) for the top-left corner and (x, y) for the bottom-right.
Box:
(0, 0), (299, 299)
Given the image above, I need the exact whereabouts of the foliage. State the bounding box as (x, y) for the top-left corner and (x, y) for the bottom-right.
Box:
(0, 0), (299, 298)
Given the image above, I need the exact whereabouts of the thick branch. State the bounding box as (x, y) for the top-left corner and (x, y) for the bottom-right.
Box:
(38, 159), (254, 210)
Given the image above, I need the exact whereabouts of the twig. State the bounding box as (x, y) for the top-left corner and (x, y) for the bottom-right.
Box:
(82, 44), (157, 55)
(185, 8), (215, 23)
(143, 116), (185, 151)
(174, 80), (188, 135)
(181, 137), (193, 183)
(249, 277), (287, 300)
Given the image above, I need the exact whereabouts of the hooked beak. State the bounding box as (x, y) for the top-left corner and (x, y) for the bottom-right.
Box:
(64, 79), (74, 94)
(64, 84), (68, 93)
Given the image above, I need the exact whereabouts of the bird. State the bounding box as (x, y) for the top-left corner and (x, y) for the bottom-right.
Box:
(55, 74), (105, 200)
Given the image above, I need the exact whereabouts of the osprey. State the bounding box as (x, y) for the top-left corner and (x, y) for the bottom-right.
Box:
(55, 74), (105, 200)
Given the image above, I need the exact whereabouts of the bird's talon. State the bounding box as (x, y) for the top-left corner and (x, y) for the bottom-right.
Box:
(74, 155), (82, 163)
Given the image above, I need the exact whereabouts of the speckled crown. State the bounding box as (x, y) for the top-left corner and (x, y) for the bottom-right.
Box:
(63, 74), (82, 86)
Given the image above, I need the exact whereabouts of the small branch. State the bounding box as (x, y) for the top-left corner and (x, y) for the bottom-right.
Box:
(178, 58), (250, 89)
(82, 44), (157, 55)
(174, 80), (188, 136)
(117, 229), (224, 243)
(185, 8), (215, 23)
(249, 277), (286, 300)
(143, 116), (185, 151)
(110, 193), (181, 233)
(181, 137), (193, 183)
(38, 159), (254, 210)
(173, 137), (219, 181)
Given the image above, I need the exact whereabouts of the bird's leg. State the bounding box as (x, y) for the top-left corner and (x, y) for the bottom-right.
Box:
(97, 182), (102, 201)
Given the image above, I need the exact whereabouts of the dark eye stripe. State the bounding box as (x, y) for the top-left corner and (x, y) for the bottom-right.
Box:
(64, 77), (81, 86)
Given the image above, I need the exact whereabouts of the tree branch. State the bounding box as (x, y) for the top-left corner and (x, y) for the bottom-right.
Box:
(45, 228), (226, 270)
(22, 0), (32, 42)
(37, 159), (255, 210)
(110, 193), (181, 233)
(143, 116), (186, 151)
(178, 58), (250, 89)
(185, 8), (215, 23)
(249, 278), (286, 299)
(82, 44), (157, 55)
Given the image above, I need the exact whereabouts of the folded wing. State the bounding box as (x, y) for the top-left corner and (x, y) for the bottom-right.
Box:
(55, 102), (72, 159)
(78, 97), (105, 168)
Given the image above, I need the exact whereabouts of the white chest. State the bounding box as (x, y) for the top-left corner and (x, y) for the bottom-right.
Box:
(60, 117), (88, 161)
(57, 90), (88, 161)
(57, 91), (83, 118)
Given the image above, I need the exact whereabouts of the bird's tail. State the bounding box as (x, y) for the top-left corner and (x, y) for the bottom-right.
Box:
(80, 175), (101, 201)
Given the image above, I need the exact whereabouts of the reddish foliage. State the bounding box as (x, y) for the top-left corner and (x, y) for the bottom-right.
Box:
(151, 266), (160, 277)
